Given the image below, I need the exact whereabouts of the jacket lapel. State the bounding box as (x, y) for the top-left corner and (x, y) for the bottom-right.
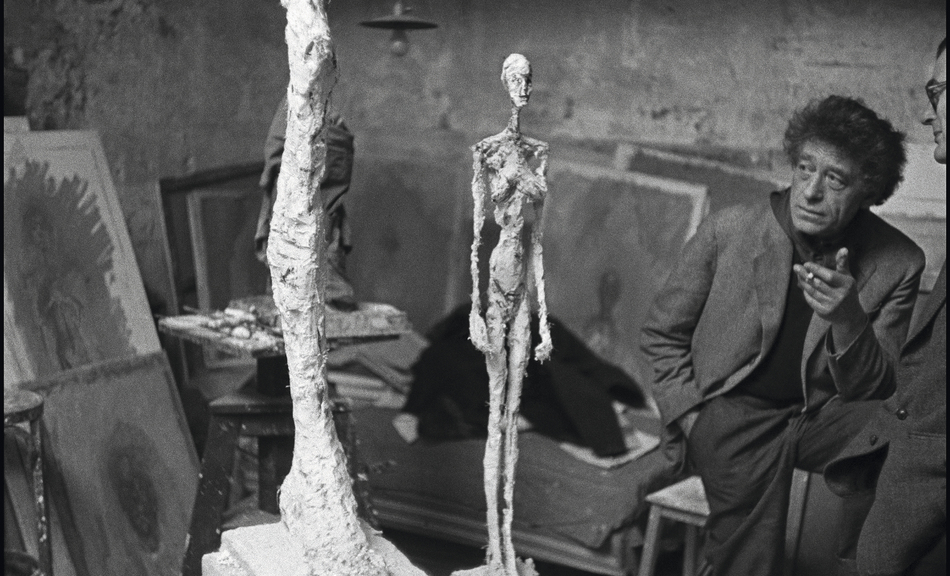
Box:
(753, 219), (793, 360)
(904, 262), (947, 349)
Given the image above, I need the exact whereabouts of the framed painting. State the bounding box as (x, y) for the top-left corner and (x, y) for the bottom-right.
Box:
(21, 351), (199, 576)
(3, 131), (160, 390)
(614, 142), (786, 213)
(541, 161), (709, 398)
(4, 432), (82, 576)
(117, 180), (189, 386)
(185, 187), (268, 368)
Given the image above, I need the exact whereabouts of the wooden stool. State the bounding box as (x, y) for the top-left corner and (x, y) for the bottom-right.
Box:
(180, 388), (372, 576)
(4, 389), (52, 576)
(181, 388), (294, 576)
(638, 475), (709, 576)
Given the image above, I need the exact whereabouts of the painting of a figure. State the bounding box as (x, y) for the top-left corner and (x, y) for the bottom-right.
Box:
(3, 132), (159, 389)
(541, 162), (708, 396)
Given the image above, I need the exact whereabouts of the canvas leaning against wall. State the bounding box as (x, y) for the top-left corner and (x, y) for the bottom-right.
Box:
(20, 351), (198, 576)
(3, 131), (160, 389)
(541, 162), (709, 395)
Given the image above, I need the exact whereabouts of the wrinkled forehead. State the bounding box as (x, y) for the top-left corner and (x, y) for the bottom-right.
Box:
(798, 139), (858, 173)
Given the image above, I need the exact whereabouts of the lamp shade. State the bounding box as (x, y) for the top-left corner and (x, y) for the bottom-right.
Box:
(359, 1), (437, 30)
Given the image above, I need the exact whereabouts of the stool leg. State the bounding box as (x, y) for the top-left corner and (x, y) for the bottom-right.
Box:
(258, 436), (292, 515)
(683, 525), (698, 576)
(30, 419), (52, 576)
(638, 507), (664, 576)
(181, 416), (240, 576)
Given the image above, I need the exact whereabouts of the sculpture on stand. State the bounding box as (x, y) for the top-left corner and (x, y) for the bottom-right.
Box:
(459, 53), (551, 576)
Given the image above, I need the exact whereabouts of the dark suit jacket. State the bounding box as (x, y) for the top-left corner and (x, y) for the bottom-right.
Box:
(825, 263), (947, 574)
(641, 197), (925, 469)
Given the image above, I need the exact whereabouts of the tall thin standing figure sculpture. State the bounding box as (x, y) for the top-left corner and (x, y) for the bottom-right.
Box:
(465, 53), (551, 576)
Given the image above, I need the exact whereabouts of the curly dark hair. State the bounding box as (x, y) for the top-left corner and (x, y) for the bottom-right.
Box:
(783, 95), (907, 206)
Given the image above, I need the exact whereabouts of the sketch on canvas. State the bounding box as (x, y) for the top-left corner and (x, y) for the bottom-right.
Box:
(541, 162), (709, 393)
(3, 131), (159, 389)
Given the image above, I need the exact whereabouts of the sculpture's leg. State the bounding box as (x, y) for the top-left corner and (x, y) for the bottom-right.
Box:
(501, 293), (531, 574)
(482, 287), (509, 572)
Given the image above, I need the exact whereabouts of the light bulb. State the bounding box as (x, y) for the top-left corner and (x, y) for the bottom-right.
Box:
(389, 29), (410, 57)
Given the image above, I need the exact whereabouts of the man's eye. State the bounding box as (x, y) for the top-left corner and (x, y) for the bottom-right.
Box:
(797, 163), (813, 174)
(826, 174), (847, 190)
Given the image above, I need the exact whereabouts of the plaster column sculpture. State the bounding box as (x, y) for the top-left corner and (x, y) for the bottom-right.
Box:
(265, 1), (390, 574)
(459, 54), (551, 576)
(201, 4), (425, 575)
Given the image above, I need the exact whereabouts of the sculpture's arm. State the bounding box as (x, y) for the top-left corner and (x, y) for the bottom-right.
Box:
(469, 146), (490, 353)
(523, 138), (550, 202)
(535, 141), (549, 186)
(530, 197), (553, 362)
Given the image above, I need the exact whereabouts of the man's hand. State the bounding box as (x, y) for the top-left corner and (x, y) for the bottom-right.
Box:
(793, 248), (868, 349)
(679, 410), (700, 439)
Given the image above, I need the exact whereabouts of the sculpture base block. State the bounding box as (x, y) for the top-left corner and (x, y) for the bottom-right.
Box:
(451, 557), (539, 576)
(202, 520), (427, 576)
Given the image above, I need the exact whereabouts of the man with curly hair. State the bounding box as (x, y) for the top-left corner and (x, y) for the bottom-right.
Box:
(642, 95), (926, 576)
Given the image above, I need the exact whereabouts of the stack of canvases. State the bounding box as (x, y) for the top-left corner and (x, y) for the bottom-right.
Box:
(3, 128), (198, 576)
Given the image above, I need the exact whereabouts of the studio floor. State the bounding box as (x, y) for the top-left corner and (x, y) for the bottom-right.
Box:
(222, 497), (684, 576)
(380, 528), (685, 576)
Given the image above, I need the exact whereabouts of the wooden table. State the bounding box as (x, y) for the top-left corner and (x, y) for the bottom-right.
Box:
(158, 298), (412, 394)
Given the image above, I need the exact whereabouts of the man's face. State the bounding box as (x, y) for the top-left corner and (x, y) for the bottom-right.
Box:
(789, 140), (872, 238)
(923, 50), (947, 164)
(505, 69), (532, 109)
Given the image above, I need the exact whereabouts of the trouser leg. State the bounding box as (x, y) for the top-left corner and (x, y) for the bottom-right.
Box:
(687, 394), (799, 576)
(796, 398), (879, 576)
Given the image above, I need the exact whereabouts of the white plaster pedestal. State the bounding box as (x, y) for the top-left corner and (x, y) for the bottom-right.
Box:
(202, 520), (427, 576)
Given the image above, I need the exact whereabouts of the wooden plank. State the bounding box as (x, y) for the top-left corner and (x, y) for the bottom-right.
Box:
(785, 468), (812, 576)
(3, 430), (82, 576)
(116, 180), (189, 388)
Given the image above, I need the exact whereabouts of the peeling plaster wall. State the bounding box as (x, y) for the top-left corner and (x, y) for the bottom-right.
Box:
(5, 0), (945, 332)
(5, 0), (287, 183)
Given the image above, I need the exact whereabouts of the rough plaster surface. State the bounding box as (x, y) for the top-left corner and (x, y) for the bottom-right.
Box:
(262, 1), (388, 574)
(464, 55), (549, 576)
(202, 522), (425, 576)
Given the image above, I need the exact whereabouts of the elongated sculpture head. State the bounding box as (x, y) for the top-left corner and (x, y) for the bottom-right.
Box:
(501, 53), (532, 109)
